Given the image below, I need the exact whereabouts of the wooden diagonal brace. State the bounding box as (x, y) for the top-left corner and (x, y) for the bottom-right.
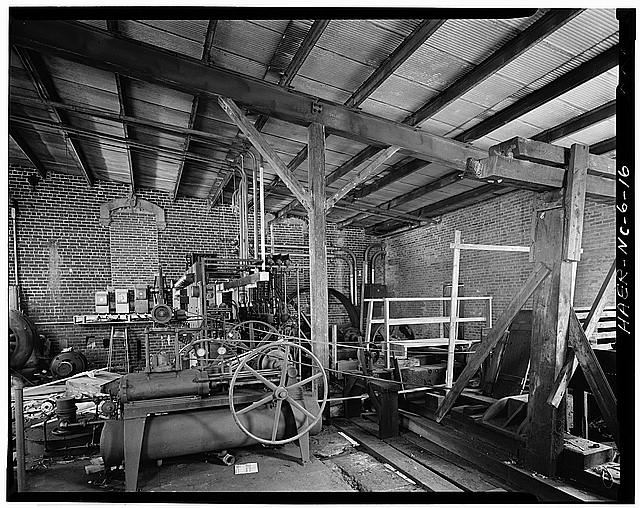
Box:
(325, 146), (401, 211)
(218, 97), (311, 212)
(435, 262), (551, 422)
(567, 308), (618, 446)
(546, 258), (616, 407)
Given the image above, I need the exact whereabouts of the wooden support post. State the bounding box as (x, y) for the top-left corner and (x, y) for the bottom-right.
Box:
(446, 230), (462, 387)
(307, 122), (329, 394)
(435, 262), (550, 422)
(567, 309), (619, 445)
(524, 144), (588, 476)
(547, 258), (616, 407)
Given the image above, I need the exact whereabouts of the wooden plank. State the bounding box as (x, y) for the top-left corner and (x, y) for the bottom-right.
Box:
(218, 97), (311, 211)
(307, 123), (330, 387)
(489, 136), (615, 178)
(12, 20), (492, 172)
(446, 231), (462, 388)
(567, 309), (619, 445)
(457, 46), (618, 144)
(400, 410), (610, 502)
(449, 242), (529, 253)
(563, 144), (589, 261)
(355, 415), (503, 492)
(435, 262), (551, 422)
(325, 146), (401, 210)
(333, 419), (464, 492)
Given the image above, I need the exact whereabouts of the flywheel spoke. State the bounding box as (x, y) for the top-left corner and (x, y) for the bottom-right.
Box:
(286, 396), (316, 420)
(271, 399), (283, 442)
(278, 344), (290, 387)
(287, 371), (322, 390)
(244, 364), (278, 391)
(236, 393), (274, 416)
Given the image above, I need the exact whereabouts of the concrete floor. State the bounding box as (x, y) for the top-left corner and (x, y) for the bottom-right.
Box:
(24, 425), (421, 493)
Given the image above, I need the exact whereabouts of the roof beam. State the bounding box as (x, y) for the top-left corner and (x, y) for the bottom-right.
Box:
(113, 73), (135, 191)
(9, 128), (47, 178)
(255, 19), (329, 131)
(351, 158), (429, 200)
(11, 20), (489, 170)
(590, 136), (616, 155)
(107, 18), (136, 190)
(280, 19), (329, 88)
(14, 46), (94, 185)
(173, 21), (218, 201)
(532, 100), (616, 143)
(456, 45), (619, 143)
(285, 10), (581, 217)
(348, 47), (618, 231)
(340, 171), (464, 228)
(344, 19), (445, 109)
(368, 185), (504, 235)
(404, 9), (582, 127)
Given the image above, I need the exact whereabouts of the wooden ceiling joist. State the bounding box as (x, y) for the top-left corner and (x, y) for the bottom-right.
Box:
(590, 136), (616, 155)
(302, 10), (583, 220)
(456, 45), (619, 143)
(175, 20), (218, 201)
(344, 19), (445, 109)
(532, 100), (616, 144)
(254, 20), (328, 132)
(9, 128), (47, 178)
(14, 46), (94, 186)
(106, 21), (136, 191)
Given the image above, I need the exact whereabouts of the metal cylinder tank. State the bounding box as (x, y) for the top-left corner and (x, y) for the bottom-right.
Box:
(118, 369), (210, 402)
(100, 394), (321, 466)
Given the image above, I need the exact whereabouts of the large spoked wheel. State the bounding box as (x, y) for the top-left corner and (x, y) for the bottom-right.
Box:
(228, 341), (328, 445)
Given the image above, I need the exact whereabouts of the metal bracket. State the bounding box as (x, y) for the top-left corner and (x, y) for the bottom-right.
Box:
(311, 100), (323, 114)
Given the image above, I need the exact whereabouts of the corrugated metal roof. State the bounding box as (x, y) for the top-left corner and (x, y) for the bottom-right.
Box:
(317, 19), (409, 68)
(554, 117), (616, 147)
(118, 20), (205, 59)
(8, 14), (618, 226)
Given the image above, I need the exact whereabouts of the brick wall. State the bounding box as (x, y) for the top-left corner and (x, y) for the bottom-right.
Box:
(9, 166), (376, 370)
(383, 189), (615, 340)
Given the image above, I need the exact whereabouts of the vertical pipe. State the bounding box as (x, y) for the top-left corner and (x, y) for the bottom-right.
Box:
(384, 298), (390, 369)
(331, 324), (338, 370)
(11, 206), (19, 286)
(11, 377), (26, 492)
(446, 230), (462, 388)
(259, 157), (266, 271)
(245, 150), (259, 260)
(270, 223), (275, 255)
(144, 328), (150, 371)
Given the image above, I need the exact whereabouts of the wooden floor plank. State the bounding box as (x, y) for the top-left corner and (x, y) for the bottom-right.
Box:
(353, 417), (504, 492)
(332, 419), (464, 492)
(399, 410), (612, 502)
